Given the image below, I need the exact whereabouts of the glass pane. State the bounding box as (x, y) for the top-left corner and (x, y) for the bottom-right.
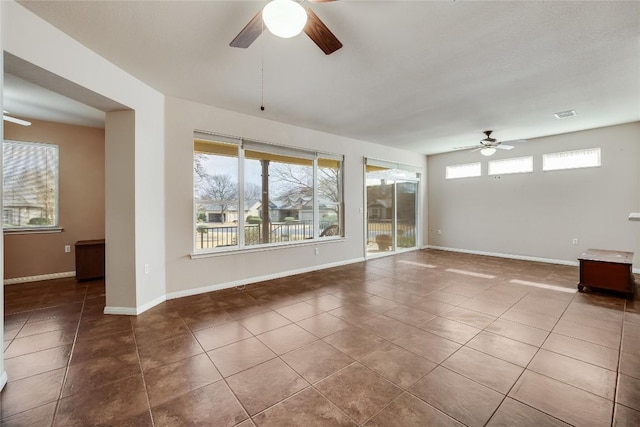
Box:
(245, 150), (314, 245)
(366, 169), (394, 254)
(318, 157), (342, 238)
(445, 162), (481, 179)
(194, 140), (239, 250)
(3, 141), (58, 228)
(543, 148), (601, 171)
(488, 156), (533, 175)
(397, 181), (417, 249)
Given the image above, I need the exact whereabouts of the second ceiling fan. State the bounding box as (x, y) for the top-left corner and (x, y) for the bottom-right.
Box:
(230, 0), (343, 55)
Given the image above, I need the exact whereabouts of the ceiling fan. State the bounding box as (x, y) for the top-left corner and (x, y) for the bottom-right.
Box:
(230, 0), (343, 55)
(2, 111), (31, 127)
(455, 130), (526, 156)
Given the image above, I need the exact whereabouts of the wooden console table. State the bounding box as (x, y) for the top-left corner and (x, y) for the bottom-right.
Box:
(578, 249), (635, 298)
(75, 239), (105, 281)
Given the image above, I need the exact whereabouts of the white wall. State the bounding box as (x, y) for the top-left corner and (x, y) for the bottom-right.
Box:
(165, 96), (428, 296)
(428, 122), (640, 267)
(3, 1), (166, 312)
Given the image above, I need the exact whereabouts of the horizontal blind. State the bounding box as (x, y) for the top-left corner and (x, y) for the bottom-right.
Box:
(543, 148), (601, 171)
(488, 156), (533, 175)
(445, 162), (481, 179)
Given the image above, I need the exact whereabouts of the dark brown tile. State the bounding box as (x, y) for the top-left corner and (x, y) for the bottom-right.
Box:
(253, 387), (357, 426)
(4, 328), (76, 358)
(144, 353), (222, 407)
(152, 380), (248, 426)
(256, 324), (317, 355)
(4, 345), (71, 381)
(193, 321), (253, 351)
(297, 313), (351, 338)
(305, 294), (345, 311)
(443, 307), (496, 329)
(542, 333), (620, 371)
(316, 363), (402, 424)
(486, 318), (549, 347)
(528, 348), (617, 400)
(384, 305), (437, 326)
(15, 317), (79, 339)
(70, 332), (137, 363)
(466, 332), (538, 367)
(226, 358), (308, 416)
(62, 349), (141, 397)
(409, 366), (504, 427)
(365, 392), (463, 427)
(617, 374), (640, 411)
(55, 375), (150, 426)
(208, 337), (276, 377)
(180, 307), (235, 331)
(487, 397), (570, 427)
(0, 368), (65, 418)
(238, 310), (291, 335)
(328, 304), (379, 324)
(613, 404), (640, 427)
(281, 340), (353, 383)
(323, 327), (387, 359)
(459, 298), (511, 317)
(76, 315), (133, 341)
(275, 301), (322, 322)
(137, 333), (203, 371)
(443, 346), (523, 394)
(419, 316), (481, 344)
(357, 295), (399, 313)
(620, 351), (640, 379)
(509, 370), (612, 426)
(393, 328), (461, 364)
(360, 314), (418, 341)
(499, 308), (559, 331)
(360, 345), (436, 389)
(553, 318), (621, 349)
(0, 402), (56, 426)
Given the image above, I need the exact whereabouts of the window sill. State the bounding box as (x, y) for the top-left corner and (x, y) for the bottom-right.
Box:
(4, 227), (64, 235)
(190, 236), (345, 259)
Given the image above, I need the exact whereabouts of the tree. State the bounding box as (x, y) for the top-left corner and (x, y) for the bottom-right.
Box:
(244, 182), (262, 201)
(269, 163), (340, 213)
(198, 174), (238, 220)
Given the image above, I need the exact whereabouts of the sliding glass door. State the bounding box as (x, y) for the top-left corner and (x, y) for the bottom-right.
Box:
(365, 160), (420, 256)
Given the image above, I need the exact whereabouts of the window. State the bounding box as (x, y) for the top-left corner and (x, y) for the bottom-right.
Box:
(2, 140), (59, 229)
(445, 162), (481, 179)
(543, 148), (601, 171)
(488, 156), (533, 175)
(194, 132), (343, 252)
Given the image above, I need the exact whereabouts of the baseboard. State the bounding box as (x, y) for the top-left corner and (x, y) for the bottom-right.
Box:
(0, 371), (7, 391)
(426, 245), (580, 267)
(166, 257), (365, 300)
(4, 271), (76, 285)
(103, 294), (167, 316)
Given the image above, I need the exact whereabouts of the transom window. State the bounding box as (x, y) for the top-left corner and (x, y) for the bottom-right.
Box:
(543, 148), (601, 171)
(445, 162), (481, 179)
(194, 132), (343, 252)
(2, 140), (59, 229)
(488, 156), (533, 175)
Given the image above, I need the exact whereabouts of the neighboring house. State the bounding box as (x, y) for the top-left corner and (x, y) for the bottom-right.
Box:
(197, 199), (260, 223)
(2, 194), (46, 226)
(262, 197), (339, 223)
(367, 199), (392, 220)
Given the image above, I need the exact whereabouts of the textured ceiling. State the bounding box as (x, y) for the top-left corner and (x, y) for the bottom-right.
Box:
(14, 0), (640, 154)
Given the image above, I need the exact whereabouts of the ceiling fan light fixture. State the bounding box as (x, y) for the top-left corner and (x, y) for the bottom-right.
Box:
(480, 147), (497, 156)
(263, 0), (308, 39)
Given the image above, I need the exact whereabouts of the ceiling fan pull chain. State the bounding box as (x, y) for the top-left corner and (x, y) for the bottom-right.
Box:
(260, 19), (265, 112)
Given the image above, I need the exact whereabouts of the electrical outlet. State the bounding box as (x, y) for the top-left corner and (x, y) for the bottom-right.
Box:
(314, 248), (320, 255)
(64, 245), (71, 253)
(144, 264), (150, 274)
(437, 229), (442, 235)
(572, 238), (578, 245)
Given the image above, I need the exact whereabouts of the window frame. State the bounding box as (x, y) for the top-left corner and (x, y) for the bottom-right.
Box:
(193, 131), (344, 255)
(2, 139), (61, 233)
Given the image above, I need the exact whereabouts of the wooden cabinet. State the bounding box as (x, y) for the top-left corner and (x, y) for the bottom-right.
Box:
(578, 249), (635, 298)
(75, 239), (105, 281)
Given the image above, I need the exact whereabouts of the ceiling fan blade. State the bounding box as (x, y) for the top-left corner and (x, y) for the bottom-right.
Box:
(500, 139), (527, 145)
(230, 10), (263, 48)
(496, 144), (514, 150)
(471, 147), (484, 152)
(304, 8), (343, 55)
(452, 145), (480, 150)
(3, 114), (31, 126)
(309, 0), (337, 2)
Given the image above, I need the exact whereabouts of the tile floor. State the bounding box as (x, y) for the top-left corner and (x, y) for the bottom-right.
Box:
(1, 249), (639, 426)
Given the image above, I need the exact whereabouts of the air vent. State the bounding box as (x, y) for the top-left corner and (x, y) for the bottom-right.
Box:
(554, 110), (577, 119)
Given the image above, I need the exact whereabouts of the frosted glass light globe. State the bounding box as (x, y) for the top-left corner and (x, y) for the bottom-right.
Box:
(480, 147), (497, 156)
(263, 0), (308, 38)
